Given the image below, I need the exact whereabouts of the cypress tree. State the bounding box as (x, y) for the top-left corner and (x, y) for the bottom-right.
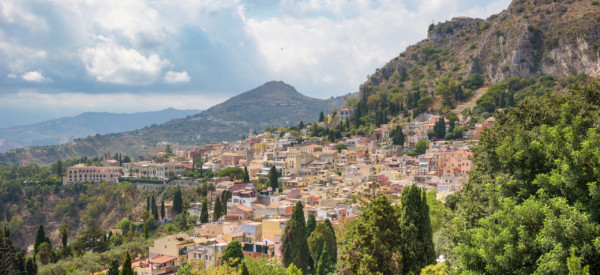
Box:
(200, 201), (209, 223)
(120, 252), (134, 275)
(319, 111), (325, 122)
(34, 225), (46, 253)
(213, 196), (223, 221)
(392, 125), (405, 146)
(306, 214), (316, 238)
(243, 166), (250, 183)
(107, 259), (120, 275)
(56, 160), (63, 177)
(316, 246), (333, 275)
(173, 186), (183, 214)
(151, 196), (158, 220)
(323, 219), (337, 261)
(160, 199), (165, 220)
(448, 118), (456, 133)
(25, 257), (37, 275)
(221, 191), (229, 215)
(282, 201), (310, 272)
(268, 166), (279, 192)
(241, 262), (250, 275)
(146, 196), (151, 212)
(400, 185), (435, 274)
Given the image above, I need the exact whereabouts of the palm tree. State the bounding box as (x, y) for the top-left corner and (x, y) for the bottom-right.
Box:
(38, 242), (51, 265)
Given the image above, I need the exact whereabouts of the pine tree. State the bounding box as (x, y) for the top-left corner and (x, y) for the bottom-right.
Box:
(200, 200), (209, 224)
(173, 186), (183, 214)
(34, 225), (46, 253)
(160, 199), (165, 220)
(268, 166), (279, 192)
(319, 111), (325, 122)
(120, 252), (134, 275)
(213, 196), (223, 221)
(243, 166), (250, 183)
(282, 201), (310, 272)
(107, 259), (120, 275)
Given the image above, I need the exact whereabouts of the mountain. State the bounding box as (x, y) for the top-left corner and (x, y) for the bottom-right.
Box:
(359, 0), (600, 101)
(0, 108), (201, 153)
(0, 81), (353, 166)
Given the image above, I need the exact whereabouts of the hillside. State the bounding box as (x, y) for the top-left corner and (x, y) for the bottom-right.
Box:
(359, 0), (600, 104)
(0, 81), (352, 166)
(0, 108), (201, 153)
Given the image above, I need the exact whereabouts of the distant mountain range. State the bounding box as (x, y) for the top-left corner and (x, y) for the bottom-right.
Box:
(0, 108), (201, 153)
(0, 81), (354, 166)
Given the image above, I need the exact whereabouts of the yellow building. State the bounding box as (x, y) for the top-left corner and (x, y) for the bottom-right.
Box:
(148, 234), (195, 265)
(261, 219), (287, 244)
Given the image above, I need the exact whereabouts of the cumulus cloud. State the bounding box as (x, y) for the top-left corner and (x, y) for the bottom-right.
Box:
(21, 71), (51, 82)
(164, 71), (191, 84)
(80, 37), (169, 85)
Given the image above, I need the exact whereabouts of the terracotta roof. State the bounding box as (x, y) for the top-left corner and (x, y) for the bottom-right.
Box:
(150, 256), (177, 264)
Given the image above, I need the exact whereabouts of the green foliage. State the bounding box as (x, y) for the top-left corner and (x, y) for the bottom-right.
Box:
(243, 166), (250, 183)
(222, 240), (244, 267)
(281, 201), (309, 272)
(268, 166), (279, 192)
(401, 185), (436, 274)
(200, 201), (209, 224)
(307, 223), (336, 273)
(120, 252), (134, 275)
(454, 81), (600, 273)
(420, 262), (449, 275)
(213, 196), (223, 221)
(392, 125), (405, 146)
(34, 224), (46, 253)
(410, 140), (429, 156)
(433, 117), (446, 140)
(463, 73), (484, 90)
(218, 167), (245, 180)
(107, 259), (120, 275)
(173, 186), (183, 215)
(340, 195), (402, 274)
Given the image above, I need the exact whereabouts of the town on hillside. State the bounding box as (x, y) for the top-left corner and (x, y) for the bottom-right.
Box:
(63, 110), (493, 274)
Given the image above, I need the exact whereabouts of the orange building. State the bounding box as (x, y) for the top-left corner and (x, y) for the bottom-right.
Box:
(437, 150), (473, 177)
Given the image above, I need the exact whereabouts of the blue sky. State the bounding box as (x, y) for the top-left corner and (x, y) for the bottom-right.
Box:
(0, 0), (510, 127)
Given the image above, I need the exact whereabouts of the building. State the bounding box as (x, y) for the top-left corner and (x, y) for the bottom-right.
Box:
(123, 162), (185, 181)
(338, 108), (353, 121)
(148, 234), (195, 266)
(437, 150), (473, 177)
(63, 164), (123, 185)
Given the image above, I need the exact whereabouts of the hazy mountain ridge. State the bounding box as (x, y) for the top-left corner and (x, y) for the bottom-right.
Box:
(0, 108), (201, 153)
(0, 81), (353, 166)
(359, 0), (600, 99)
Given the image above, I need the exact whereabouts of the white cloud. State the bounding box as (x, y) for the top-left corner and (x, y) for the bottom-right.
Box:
(0, 90), (225, 112)
(164, 71), (191, 84)
(7, 73), (17, 79)
(0, 41), (47, 72)
(244, 0), (511, 95)
(80, 37), (169, 85)
(21, 71), (51, 82)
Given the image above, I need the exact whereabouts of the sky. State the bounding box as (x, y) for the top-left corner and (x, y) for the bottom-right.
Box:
(0, 0), (511, 127)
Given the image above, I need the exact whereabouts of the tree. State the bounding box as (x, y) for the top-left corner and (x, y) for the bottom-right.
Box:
(59, 224), (68, 248)
(433, 117), (446, 140)
(319, 111), (325, 122)
(316, 246), (334, 275)
(323, 219), (337, 260)
(222, 240), (244, 267)
(307, 223), (336, 273)
(306, 214), (316, 238)
(24, 257), (37, 275)
(218, 167), (245, 180)
(56, 160), (63, 177)
(241, 262), (250, 275)
(281, 201), (310, 272)
(160, 199), (165, 220)
(340, 195), (402, 274)
(38, 242), (52, 265)
(34, 225), (46, 253)
(151, 196), (158, 221)
(412, 140), (429, 156)
(173, 186), (183, 215)
(243, 166), (250, 183)
(393, 125), (405, 146)
(213, 196), (223, 221)
(200, 200), (209, 224)
(221, 190), (230, 215)
(107, 259), (120, 275)
(147, 196), (151, 212)
(268, 166), (279, 192)
(400, 185), (435, 274)
(120, 252), (134, 275)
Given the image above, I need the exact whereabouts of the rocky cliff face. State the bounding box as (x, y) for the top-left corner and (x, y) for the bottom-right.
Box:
(360, 0), (600, 99)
